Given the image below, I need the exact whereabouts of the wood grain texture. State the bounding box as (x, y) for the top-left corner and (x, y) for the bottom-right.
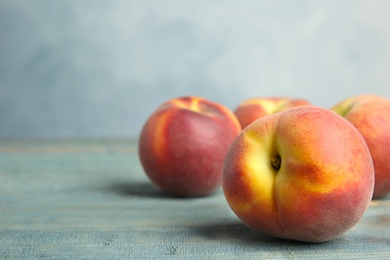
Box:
(1, 139), (390, 259)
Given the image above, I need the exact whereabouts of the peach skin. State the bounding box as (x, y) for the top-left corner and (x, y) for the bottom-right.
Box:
(223, 106), (374, 242)
(139, 96), (241, 197)
(331, 94), (390, 199)
(234, 97), (312, 129)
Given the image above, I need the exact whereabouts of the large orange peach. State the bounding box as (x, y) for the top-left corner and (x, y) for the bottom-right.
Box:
(331, 94), (390, 199)
(223, 106), (374, 242)
(234, 97), (312, 129)
(138, 96), (241, 197)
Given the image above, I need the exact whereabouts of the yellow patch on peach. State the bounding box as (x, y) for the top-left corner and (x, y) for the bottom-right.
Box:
(168, 97), (241, 132)
(240, 99), (278, 114)
(169, 97), (201, 112)
(225, 129), (278, 214)
(151, 112), (171, 162)
(331, 96), (358, 116)
(242, 131), (277, 201)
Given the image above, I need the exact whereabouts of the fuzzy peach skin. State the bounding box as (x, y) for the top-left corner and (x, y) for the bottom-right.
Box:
(234, 97), (312, 129)
(331, 94), (390, 199)
(223, 106), (374, 242)
(138, 96), (241, 197)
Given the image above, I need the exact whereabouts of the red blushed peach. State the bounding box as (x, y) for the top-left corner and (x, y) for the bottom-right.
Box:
(223, 106), (374, 242)
(234, 97), (312, 129)
(331, 94), (390, 199)
(138, 96), (241, 197)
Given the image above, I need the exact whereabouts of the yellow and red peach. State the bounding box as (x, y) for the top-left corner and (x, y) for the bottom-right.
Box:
(234, 97), (312, 129)
(331, 94), (390, 199)
(223, 106), (374, 242)
(138, 96), (241, 197)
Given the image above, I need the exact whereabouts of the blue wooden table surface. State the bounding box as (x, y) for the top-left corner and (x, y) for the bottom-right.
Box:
(1, 139), (390, 259)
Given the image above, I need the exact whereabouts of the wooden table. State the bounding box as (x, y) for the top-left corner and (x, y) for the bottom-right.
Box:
(1, 139), (390, 259)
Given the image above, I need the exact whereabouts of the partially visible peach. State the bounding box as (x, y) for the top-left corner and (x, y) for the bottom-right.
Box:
(331, 94), (390, 199)
(138, 96), (241, 197)
(234, 97), (312, 129)
(223, 106), (374, 242)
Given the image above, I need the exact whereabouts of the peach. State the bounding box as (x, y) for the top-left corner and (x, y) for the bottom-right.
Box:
(234, 97), (312, 129)
(223, 106), (374, 242)
(138, 96), (241, 197)
(331, 94), (390, 199)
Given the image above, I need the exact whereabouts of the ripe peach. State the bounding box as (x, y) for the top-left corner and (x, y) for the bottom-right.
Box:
(234, 97), (312, 129)
(331, 94), (390, 199)
(223, 106), (374, 242)
(138, 96), (241, 197)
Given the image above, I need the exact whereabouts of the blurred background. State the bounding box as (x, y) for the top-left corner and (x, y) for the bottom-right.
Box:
(1, 0), (389, 139)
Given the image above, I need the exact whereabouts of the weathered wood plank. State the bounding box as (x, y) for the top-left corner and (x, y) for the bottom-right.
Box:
(1, 140), (389, 259)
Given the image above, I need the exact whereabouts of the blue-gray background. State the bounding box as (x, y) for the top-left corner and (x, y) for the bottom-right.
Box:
(1, 1), (390, 138)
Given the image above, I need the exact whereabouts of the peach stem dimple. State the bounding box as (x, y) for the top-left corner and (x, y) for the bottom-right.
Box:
(271, 155), (281, 171)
